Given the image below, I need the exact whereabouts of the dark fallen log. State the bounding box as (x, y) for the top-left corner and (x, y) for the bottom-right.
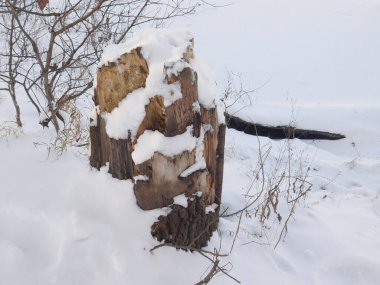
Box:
(225, 113), (345, 140)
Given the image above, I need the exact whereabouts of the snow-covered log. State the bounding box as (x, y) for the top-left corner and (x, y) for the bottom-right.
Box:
(225, 113), (346, 140)
(89, 29), (225, 247)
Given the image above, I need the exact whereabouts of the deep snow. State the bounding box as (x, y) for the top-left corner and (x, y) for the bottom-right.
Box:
(0, 124), (379, 284)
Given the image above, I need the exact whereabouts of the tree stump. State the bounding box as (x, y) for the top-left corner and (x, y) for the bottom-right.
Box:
(90, 30), (225, 248)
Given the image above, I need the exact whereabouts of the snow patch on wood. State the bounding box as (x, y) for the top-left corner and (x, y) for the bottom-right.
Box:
(173, 194), (188, 208)
(131, 126), (196, 164)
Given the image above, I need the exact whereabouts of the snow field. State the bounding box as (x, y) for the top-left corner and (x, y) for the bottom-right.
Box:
(1, 124), (379, 284)
(1, 0), (380, 283)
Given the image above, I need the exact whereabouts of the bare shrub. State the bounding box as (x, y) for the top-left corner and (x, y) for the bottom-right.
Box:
(0, 0), (219, 131)
(221, 125), (313, 249)
(221, 71), (271, 118)
(0, 120), (22, 139)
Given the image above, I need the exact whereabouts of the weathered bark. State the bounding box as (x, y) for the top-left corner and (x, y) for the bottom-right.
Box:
(109, 137), (134, 180)
(151, 194), (219, 249)
(225, 113), (345, 140)
(89, 124), (102, 169)
(89, 116), (112, 170)
(214, 124), (226, 205)
(164, 68), (198, 137)
(136, 96), (166, 139)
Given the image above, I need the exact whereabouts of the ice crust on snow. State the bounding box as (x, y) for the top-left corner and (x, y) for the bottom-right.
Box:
(98, 28), (222, 140)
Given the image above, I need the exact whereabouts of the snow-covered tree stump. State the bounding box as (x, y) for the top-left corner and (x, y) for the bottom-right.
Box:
(90, 30), (225, 248)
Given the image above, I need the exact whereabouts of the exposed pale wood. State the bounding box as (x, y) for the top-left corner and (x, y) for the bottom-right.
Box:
(134, 151), (204, 209)
(96, 48), (148, 113)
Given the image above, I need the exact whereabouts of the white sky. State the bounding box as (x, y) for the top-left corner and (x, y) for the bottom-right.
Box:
(175, 0), (380, 105)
